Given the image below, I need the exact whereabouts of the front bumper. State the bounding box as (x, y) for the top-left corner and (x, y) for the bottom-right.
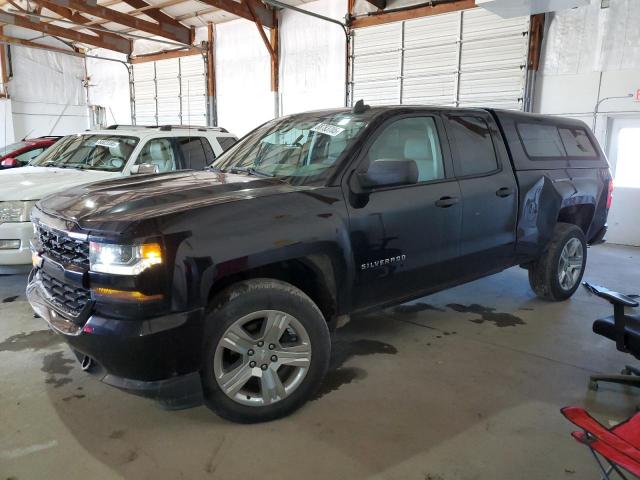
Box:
(27, 274), (205, 409)
(0, 221), (33, 272)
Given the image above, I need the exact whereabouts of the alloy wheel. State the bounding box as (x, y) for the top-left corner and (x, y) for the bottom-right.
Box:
(558, 237), (584, 291)
(213, 310), (312, 407)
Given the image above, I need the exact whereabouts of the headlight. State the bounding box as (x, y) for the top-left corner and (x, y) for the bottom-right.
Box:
(0, 201), (36, 222)
(89, 241), (163, 275)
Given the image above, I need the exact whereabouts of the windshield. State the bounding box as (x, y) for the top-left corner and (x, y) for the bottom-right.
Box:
(30, 134), (139, 172)
(211, 112), (369, 186)
(0, 141), (29, 156)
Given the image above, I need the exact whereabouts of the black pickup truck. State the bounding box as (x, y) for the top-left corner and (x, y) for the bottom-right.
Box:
(26, 104), (612, 422)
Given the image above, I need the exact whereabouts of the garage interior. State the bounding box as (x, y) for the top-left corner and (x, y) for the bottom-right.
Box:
(1, 0), (639, 478)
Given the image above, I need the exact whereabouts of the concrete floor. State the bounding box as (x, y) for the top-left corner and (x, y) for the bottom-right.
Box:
(0, 244), (638, 480)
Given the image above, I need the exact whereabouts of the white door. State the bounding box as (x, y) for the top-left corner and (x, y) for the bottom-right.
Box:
(349, 9), (530, 110)
(607, 117), (640, 246)
(132, 55), (208, 126)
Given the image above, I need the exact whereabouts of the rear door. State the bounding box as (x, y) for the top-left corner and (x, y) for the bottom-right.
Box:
(443, 112), (518, 276)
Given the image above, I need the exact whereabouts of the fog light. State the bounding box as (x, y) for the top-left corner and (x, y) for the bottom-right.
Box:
(0, 240), (20, 250)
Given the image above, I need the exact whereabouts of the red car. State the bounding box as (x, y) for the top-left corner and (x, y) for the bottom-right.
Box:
(0, 137), (62, 169)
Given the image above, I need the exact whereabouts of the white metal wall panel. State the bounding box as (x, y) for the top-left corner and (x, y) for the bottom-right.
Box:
(458, 9), (529, 109)
(132, 63), (156, 125)
(403, 14), (459, 106)
(180, 55), (207, 126)
(132, 55), (207, 126)
(156, 60), (181, 125)
(351, 23), (401, 105)
(350, 8), (530, 110)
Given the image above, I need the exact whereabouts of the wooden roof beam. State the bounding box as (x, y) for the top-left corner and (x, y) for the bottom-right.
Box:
(119, 0), (193, 44)
(32, 0), (131, 49)
(350, 0), (475, 28)
(0, 31), (84, 57)
(196, 0), (275, 29)
(0, 10), (132, 53)
(41, 0), (191, 44)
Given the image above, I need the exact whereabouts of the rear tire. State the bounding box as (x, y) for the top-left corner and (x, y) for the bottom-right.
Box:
(528, 223), (587, 301)
(201, 279), (330, 423)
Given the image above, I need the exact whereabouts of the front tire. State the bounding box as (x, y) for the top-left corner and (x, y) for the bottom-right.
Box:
(201, 279), (330, 423)
(528, 223), (587, 301)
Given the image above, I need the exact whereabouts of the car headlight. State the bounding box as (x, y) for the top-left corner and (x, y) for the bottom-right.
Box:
(0, 201), (36, 223)
(89, 241), (163, 275)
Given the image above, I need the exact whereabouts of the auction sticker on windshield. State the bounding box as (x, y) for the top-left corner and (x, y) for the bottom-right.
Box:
(95, 139), (120, 148)
(311, 123), (345, 137)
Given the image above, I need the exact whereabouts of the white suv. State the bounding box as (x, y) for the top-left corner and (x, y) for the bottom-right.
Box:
(0, 125), (237, 273)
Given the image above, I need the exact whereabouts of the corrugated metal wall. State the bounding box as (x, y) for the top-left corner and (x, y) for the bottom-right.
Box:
(350, 9), (530, 110)
(132, 55), (208, 126)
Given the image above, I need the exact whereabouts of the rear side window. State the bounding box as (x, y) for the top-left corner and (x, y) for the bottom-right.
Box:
(218, 136), (237, 152)
(447, 116), (498, 177)
(558, 128), (597, 157)
(517, 123), (565, 157)
(517, 123), (597, 159)
(176, 137), (209, 170)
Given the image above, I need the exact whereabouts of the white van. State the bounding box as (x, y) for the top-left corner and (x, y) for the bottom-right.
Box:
(0, 125), (237, 273)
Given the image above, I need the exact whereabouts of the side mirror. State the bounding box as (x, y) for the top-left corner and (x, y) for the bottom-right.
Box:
(0, 158), (19, 169)
(130, 163), (159, 175)
(355, 159), (418, 190)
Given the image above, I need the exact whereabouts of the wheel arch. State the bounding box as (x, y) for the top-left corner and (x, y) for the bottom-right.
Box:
(206, 255), (339, 325)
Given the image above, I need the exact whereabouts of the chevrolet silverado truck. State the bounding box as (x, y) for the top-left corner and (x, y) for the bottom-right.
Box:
(26, 104), (612, 423)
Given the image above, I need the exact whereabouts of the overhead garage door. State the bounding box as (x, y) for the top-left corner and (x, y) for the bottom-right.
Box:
(132, 54), (208, 126)
(350, 8), (530, 110)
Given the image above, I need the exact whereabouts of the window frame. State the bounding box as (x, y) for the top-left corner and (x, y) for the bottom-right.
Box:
(516, 121), (599, 161)
(352, 112), (454, 192)
(443, 113), (503, 180)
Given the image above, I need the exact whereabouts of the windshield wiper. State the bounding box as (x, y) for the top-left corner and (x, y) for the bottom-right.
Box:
(228, 166), (275, 178)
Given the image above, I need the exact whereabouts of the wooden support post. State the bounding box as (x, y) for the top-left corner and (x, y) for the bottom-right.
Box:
(0, 27), (8, 98)
(270, 18), (278, 93)
(528, 13), (545, 71)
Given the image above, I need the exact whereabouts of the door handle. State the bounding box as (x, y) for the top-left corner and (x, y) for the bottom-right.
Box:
(435, 196), (460, 208)
(496, 187), (514, 198)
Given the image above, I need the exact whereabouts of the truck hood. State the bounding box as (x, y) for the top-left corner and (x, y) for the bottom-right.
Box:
(0, 166), (119, 201)
(38, 170), (317, 230)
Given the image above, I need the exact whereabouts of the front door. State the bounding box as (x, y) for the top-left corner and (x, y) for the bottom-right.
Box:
(344, 114), (463, 310)
(606, 117), (640, 247)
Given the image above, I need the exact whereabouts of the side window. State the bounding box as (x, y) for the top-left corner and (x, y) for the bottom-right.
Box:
(177, 137), (208, 170)
(517, 123), (566, 158)
(136, 138), (176, 173)
(201, 139), (216, 164)
(558, 127), (597, 158)
(217, 136), (238, 152)
(446, 116), (499, 177)
(367, 116), (445, 183)
(15, 147), (44, 162)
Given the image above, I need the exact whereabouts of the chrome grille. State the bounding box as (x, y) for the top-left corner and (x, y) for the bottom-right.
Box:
(38, 226), (89, 269)
(40, 270), (90, 319)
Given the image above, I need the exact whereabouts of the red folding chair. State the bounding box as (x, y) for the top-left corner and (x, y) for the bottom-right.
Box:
(561, 406), (640, 479)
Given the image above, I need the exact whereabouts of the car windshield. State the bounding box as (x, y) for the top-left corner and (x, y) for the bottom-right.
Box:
(0, 141), (29, 156)
(211, 112), (370, 185)
(30, 134), (139, 172)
